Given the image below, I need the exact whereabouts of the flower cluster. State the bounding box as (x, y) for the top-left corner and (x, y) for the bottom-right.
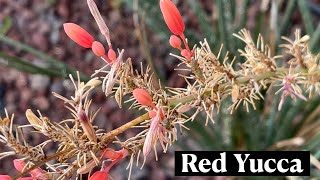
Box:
(160, 0), (193, 61)
(0, 0), (319, 179)
(64, 1), (117, 64)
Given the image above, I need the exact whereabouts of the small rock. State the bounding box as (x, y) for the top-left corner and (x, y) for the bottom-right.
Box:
(28, 60), (51, 91)
(2, 69), (19, 83)
(31, 33), (48, 51)
(62, 79), (75, 91)
(50, 79), (64, 94)
(15, 73), (28, 88)
(29, 74), (50, 91)
(20, 87), (32, 102)
(33, 95), (49, 111)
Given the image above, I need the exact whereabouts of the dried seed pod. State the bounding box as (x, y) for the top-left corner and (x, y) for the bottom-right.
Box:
(78, 109), (97, 142)
(26, 109), (42, 131)
(0, 117), (10, 126)
(300, 35), (310, 43)
(85, 78), (102, 88)
(115, 87), (123, 108)
(231, 85), (240, 103)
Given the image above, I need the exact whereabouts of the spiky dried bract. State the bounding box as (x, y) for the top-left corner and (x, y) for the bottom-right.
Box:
(280, 30), (310, 68)
(280, 30), (320, 97)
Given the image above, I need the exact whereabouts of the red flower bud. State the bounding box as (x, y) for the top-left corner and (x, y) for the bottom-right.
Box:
(160, 0), (185, 35)
(108, 48), (117, 61)
(63, 23), (94, 48)
(91, 41), (105, 56)
(169, 35), (182, 49)
(132, 88), (154, 107)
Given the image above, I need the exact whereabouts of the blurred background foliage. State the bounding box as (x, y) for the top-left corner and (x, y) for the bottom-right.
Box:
(0, 0), (320, 179)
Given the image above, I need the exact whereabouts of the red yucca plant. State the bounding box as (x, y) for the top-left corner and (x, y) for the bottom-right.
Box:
(0, 0), (319, 179)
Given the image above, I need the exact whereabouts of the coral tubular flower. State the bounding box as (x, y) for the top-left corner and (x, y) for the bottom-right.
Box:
(0, 175), (10, 180)
(101, 148), (128, 160)
(143, 107), (167, 157)
(132, 88), (155, 108)
(89, 171), (108, 180)
(89, 148), (127, 180)
(63, 23), (94, 48)
(160, 0), (185, 35)
(13, 159), (44, 178)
